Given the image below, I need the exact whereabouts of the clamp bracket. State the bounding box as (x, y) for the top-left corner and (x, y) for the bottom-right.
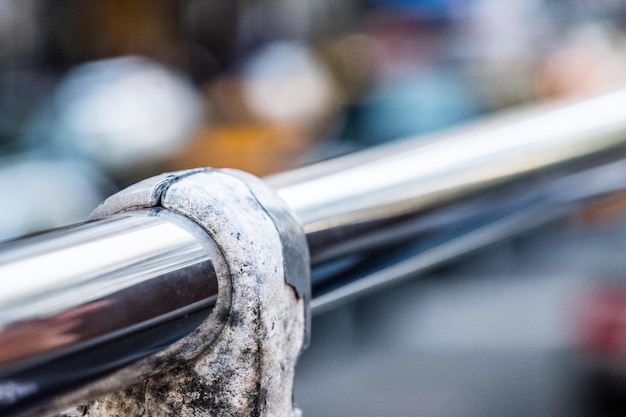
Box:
(59, 169), (310, 417)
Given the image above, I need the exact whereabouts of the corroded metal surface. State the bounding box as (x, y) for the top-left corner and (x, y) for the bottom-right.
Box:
(57, 170), (308, 417)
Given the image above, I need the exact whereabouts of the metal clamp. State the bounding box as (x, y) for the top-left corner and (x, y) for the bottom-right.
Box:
(71, 169), (310, 417)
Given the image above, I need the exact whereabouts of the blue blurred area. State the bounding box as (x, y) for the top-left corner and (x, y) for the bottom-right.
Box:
(369, 0), (459, 18)
(353, 69), (482, 144)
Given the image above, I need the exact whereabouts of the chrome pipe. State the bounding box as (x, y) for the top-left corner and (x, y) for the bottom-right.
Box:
(0, 210), (222, 416)
(269, 89), (626, 265)
(3, 90), (626, 415)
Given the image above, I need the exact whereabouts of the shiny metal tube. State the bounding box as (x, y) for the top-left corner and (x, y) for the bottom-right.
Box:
(4, 90), (626, 415)
(269, 89), (626, 264)
(267, 89), (626, 310)
(0, 210), (221, 416)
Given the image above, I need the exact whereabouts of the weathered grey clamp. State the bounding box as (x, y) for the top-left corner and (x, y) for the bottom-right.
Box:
(71, 169), (310, 417)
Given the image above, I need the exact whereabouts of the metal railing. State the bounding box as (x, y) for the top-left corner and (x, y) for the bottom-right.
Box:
(4, 89), (626, 416)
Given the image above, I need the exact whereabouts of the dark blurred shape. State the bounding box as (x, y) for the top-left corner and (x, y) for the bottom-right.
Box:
(43, 0), (181, 68)
(0, 0), (43, 68)
(182, 0), (240, 74)
(0, 70), (56, 154)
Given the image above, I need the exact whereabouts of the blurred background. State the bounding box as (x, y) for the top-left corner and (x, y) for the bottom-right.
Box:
(3, 0), (626, 239)
(2, 0), (626, 416)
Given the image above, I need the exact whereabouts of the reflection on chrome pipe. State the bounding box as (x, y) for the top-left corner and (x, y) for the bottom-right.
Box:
(268, 89), (626, 265)
(0, 210), (221, 417)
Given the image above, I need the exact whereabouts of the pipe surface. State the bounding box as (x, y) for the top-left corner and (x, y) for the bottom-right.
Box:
(269, 88), (626, 265)
(0, 210), (221, 416)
